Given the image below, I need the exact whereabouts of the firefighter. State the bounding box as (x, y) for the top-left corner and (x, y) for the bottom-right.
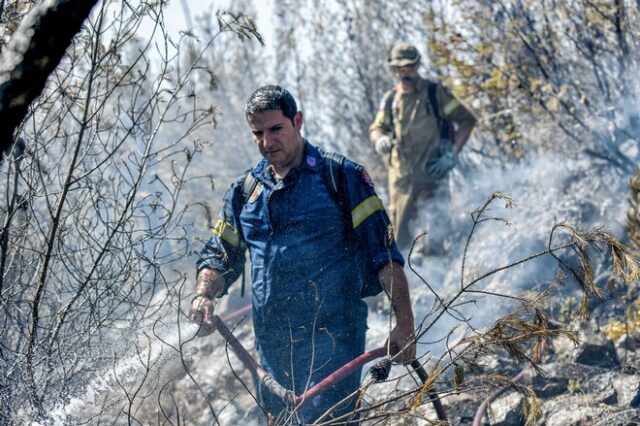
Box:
(191, 85), (416, 424)
(369, 42), (476, 249)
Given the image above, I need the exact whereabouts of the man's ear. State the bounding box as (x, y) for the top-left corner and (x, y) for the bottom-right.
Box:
(293, 111), (303, 131)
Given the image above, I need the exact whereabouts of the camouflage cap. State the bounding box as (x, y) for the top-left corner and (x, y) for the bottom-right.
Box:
(388, 43), (421, 67)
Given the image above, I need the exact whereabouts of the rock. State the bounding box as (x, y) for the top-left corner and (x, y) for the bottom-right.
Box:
(538, 394), (603, 426)
(593, 408), (640, 426)
(532, 373), (568, 398)
(597, 388), (618, 405)
(617, 350), (640, 373)
(574, 341), (619, 368)
(473, 352), (519, 376)
(489, 392), (525, 426)
(613, 375), (640, 408)
(442, 393), (481, 425)
(586, 371), (617, 393)
(551, 335), (578, 361)
(616, 334), (638, 351)
(534, 362), (606, 396)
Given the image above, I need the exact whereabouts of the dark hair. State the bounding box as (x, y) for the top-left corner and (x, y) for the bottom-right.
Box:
(245, 85), (297, 124)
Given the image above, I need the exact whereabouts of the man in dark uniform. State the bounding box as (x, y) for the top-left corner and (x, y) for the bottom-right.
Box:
(191, 85), (416, 424)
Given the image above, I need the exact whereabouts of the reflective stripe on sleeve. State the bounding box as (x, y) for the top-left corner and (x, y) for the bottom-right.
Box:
(351, 195), (385, 229)
(443, 99), (461, 116)
(212, 220), (240, 247)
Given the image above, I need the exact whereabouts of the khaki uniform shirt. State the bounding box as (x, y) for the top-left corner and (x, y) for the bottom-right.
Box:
(369, 77), (475, 181)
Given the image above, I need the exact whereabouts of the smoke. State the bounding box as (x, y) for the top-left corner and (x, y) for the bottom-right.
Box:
(395, 149), (633, 356)
(353, 148), (635, 414)
(42, 322), (203, 425)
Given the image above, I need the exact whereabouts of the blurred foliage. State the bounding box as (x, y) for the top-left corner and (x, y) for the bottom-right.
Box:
(557, 296), (579, 324)
(0, 0), (34, 51)
(627, 168), (640, 252)
(567, 378), (582, 394)
(424, 0), (639, 168)
(606, 297), (640, 340)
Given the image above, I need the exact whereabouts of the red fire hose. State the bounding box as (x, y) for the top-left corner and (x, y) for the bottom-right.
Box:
(209, 313), (448, 422)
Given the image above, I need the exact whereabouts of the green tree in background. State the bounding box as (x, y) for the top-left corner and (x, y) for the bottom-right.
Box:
(424, 0), (639, 167)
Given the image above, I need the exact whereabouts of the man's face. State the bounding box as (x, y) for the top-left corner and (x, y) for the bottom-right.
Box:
(247, 109), (304, 171)
(393, 63), (420, 89)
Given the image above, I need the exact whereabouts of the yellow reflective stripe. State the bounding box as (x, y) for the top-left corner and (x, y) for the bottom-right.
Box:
(351, 196), (385, 229)
(212, 220), (240, 247)
(443, 99), (461, 116)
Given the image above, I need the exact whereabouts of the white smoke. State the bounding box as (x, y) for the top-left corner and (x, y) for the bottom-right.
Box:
(44, 322), (203, 425)
(400, 149), (633, 356)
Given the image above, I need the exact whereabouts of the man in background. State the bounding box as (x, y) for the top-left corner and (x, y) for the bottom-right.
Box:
(369, 42), (476, 249)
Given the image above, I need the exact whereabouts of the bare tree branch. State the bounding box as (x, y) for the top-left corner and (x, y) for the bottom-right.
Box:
(0, 0), (100, 154)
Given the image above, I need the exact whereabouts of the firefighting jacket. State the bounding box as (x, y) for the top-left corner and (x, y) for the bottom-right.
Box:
(196, 141), (404, 345)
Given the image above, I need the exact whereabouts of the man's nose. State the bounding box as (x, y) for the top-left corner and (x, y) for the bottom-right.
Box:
(263, 132), (276, 147)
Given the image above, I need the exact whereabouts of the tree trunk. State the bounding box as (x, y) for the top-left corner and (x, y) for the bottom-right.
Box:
(0, 0), (100, 154)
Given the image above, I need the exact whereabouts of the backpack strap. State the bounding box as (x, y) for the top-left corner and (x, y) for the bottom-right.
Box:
(427, 83), (443, 133)
(322, 151), (344, 194)
(322, 151), (382, 298)
(238, 171), (259, 297)
(241, 171), (259, 205)
(383, 89), (396, 140)
(427, 83), (453, 142)
(384, 84), (450, 142)
(320, 151), (351, 227)
(322, 152), (351, 216)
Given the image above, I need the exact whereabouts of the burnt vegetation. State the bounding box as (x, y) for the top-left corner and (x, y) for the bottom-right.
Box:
(0, 0), (639, 425)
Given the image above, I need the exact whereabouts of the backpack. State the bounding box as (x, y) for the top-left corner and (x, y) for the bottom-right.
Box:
(383, 82), (455, 143)
(239, 151), (383, 298)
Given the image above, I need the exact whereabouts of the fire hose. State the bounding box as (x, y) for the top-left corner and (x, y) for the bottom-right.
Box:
(472, 337), (549, 425)
(209, 313), (448, 422)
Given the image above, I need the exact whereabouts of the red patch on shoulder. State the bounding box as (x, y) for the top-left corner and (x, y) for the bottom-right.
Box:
(361, 169), (374, 188)
(248, 183), (263, 203)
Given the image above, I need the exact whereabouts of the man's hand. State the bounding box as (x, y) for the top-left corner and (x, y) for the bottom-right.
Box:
(426, 141), (457, 179)
(375, 135), (394, 154)
(388, 321), (416, 364)
(189, 295), (216, 337)
(190, 268), (226, 337)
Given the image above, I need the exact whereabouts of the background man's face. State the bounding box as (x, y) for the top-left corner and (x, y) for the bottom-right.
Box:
(247, 109), (303, 171)
(394, 63), (419, 87)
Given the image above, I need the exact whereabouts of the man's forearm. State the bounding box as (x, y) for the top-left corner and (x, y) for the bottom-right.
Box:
(453, 122), (474, 153)
(377, 262), (414, 327)
(369, 129), (385, 145)
(195, 268), (226, 299)
(452, 114), (476, 153)
(378, 262), (416, 363)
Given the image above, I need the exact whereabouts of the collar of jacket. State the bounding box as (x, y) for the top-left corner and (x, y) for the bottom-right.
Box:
(251, 139), (322, 182)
